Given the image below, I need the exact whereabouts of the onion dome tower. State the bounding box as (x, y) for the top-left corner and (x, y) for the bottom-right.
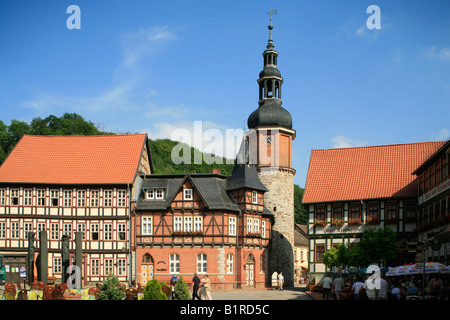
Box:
(246, 12), (296, 287)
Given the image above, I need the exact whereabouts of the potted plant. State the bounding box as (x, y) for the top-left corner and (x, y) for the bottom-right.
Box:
(365, 217), (379, 225)
(331, 219), (344, 227)
(313, 220), (327, 227)
(348, 218), (362, 225)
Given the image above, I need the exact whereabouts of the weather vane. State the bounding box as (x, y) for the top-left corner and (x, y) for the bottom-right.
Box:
(267, 9), (277, 47)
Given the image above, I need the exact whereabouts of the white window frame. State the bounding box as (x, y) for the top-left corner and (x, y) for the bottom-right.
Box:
(91, 259), (99, 276)
(50, 190), (59, 206)
(194, 216), (203, 232)
(91, 190), (99, 207)
(155, 189), (164, 200)
(118, 190), (127, 207)
(184, 216), (192, 232)
(117, 259), (126, 276)
(77, 190), (85, 207)
(118, 224), (126, 240)
(37, 189), (45, 206)
(63, 223), (72, 239)
(104, 190), (112, 207)
(146, 189), (154, 199)
(252, 191), (258, 204)
(197, 254), (207, 274)
(91, 224), (99, 241)
(0, 222), (6, 238)
(226, 254), (234, 274)
(64, 190), (72, 207)
(50, 223), (59, 240)
(261, 220), (266, 238)
(10, 189), (19, 206)
(24, 223), (32, 238)
(104, 224), (112, 240)
(229, 217), (236, 236)
(247, 218), (252, 233)
(104, 259), (113, 276)
(0, 189), (5, 205)
(170, 253), (180, 274)
(77, 224), (86, 239)
(174, 216), (182, 232)
(53, 258), (61, 273)
(142, 217), (153, 235)
(183, 188), (193, 200)
(24, 189), (32, 206)
(254, 219), (259, 233)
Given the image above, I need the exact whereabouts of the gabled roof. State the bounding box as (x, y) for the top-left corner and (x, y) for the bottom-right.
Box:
(302, 141), (445, 204)
(135, 174), (242, 212)
(0, 134), (150, 185)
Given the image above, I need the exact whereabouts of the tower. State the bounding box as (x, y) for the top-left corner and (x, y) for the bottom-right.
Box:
(246, 13), (296, 287)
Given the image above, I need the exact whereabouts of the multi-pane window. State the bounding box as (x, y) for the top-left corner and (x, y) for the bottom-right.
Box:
(146, 189), (155, 199)
(142, 217), (152, 235)
(77, 190), (85, 207)
(50, 190), (59, 206)
(316, 245), (325, 262)
(51, 223), (59, 240)
(332, 206), (343, 220)
(91, 224), (99, 240)
(0, 189), (5, 205)
(229, 217), (236, 236)
(405, 203), (416, 222)
(91, 190), (99, 207)
(252, 191), (258, 204)
(117, 259), (126, 276)
(194, 216), (203, 232)
(386, 203), (398, 221)
(37, 189), (45, 206)
(146, 189), (164, 200)
(226, 254), (234, 273)
(118, 190), (127, 207)
(24, 189), (32, 206)
(349, 205), (361, 220)
(118, 224), (126, 240)
(174, 216), (182, 232)
(37, 223), (46, 233)
(24, 223), (32, 239)
(53, 258), (61, 274)
(367, 204), (379, 219)
(170, 254), (180, 274)
(315, 206), (326, 221)
(91, 259), (99, 276)
(104, 190), (112, 206)
(0, 222), (6, 238)
(104, 259), (113, 276)
(183, 188), (193, 200)
(11, 222), (19, 238)
(155, 189), (164, 199)
(247, 218), (252, 233)
(10, 189), (19, 205)
(253, 219), (259, 233)
(104, 224), (112, 240)
(77, 224), (86, 240)
(197, 254), (207, 274)
(261, 220), (266, 238)
(63, 224), (72, 239)
(184, 216), (192, 232)
(64, 190), (72, 207)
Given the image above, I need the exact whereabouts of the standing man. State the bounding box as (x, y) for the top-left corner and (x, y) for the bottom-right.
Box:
(333, 274), (344, 300)
(277, 272), (284, 291)
(192, 273), (201, 300)
(319, 274), (333, 300)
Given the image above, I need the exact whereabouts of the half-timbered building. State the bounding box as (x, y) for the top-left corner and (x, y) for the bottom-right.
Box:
(132, 142), (274, 290)
(302, 141), (446, 282)
(413, 139), (450, 264)
(0, 134), (152, 284)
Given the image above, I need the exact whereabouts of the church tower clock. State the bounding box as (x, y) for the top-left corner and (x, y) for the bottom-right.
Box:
(247, 14), (296, 287)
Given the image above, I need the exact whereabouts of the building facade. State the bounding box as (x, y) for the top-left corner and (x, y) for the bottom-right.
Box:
(302, 141), (446, 281)
(131, 141), (274, 290)
(0, 134), (152, 284)
(414, 139), (450, 264)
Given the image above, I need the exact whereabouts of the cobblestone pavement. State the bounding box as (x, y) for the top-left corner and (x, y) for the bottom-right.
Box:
(210, 284), (313, 300)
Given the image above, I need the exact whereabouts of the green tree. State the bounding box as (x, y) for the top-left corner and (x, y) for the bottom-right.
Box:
(323, 246), (339, 269)
(294, 185), (307, 224)
(143, 278), (168, 300)
(173, 276), (190, 300)
(96, 274), (126, 300)
(357, 226), (399, 265)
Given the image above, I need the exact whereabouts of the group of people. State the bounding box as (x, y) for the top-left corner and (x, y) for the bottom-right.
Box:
(317, 273), (450, 300)
(191, 273), (212, 300)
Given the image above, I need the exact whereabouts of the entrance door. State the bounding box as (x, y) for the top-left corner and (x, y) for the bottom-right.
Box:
(141, 254), (154, 285)
(4, 255), (27, 284)
(245, 254), (255, 287)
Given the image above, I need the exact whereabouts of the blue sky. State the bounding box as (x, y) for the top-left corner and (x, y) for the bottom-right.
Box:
(0, 0), (449, 187)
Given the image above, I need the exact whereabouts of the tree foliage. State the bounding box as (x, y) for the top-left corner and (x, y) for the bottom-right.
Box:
(143, 278), (168, 300)
(173, 276), (190, 300)
(96, 274), (126, 300)
(294, 185), (307, 224)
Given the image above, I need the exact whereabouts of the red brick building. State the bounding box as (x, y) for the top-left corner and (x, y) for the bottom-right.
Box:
(131, 142), (274, 290)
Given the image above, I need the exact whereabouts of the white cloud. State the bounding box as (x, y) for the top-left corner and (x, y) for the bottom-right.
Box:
(424, 46), (450, 61)
(142, 120), (243, 160)
(434, 128), (450, 140)
(331, 136), (368, 148)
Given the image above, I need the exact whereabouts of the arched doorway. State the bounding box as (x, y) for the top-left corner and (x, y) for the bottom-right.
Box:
(141, 253), (154, 285)
(245, 254), (255, 287)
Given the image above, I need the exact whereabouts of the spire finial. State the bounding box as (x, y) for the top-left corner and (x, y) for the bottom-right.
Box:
(267, 9), (277, 49)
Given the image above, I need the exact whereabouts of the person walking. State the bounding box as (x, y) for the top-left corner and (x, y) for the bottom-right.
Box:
(333, 274), (344, 300)
(277, 272), (284, 291)
(352, 276), (364, 300)
(202, 275), (212, 300)
(319, 274), (333, 300)
(192, 273), (201, 300)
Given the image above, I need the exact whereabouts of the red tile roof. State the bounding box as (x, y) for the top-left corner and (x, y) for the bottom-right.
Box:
(302, 141), (445, 204)
(0, 134), (148, 185)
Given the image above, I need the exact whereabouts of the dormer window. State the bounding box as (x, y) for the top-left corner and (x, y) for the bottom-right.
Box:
(252, 191), (258, 204)
(146, 188), (164, 200)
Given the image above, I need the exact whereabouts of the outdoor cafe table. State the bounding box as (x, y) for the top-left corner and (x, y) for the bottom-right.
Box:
(1, 290), (43, 300)
(65, 288), (95, 300)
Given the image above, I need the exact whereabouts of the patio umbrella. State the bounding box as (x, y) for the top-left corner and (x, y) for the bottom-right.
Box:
(385, 264), (413, 276)
(404, 262), (448, 275)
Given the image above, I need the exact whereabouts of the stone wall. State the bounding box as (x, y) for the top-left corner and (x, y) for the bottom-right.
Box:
(258, 168), (295, 287)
